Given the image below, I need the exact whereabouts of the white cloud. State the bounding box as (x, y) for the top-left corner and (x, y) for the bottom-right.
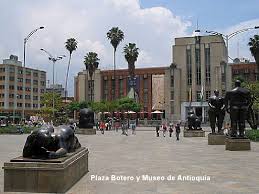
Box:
(5, 1), (259, 96)
(0, 0), (191, 96)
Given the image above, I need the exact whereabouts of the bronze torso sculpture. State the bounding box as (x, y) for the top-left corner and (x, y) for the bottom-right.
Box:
(186, 110), (202, 130)
(78, 108), (94, 128)
(225, 80), (252, 138)
(23, 125), (81, 159)
(208, 90), (225, 134)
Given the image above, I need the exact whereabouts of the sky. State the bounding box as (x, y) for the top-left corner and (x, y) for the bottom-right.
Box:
(0, 0), (258, 96)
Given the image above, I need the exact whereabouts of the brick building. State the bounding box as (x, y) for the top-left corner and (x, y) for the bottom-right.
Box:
(74, 67), (166, 118)
(230, 61), (257, 82)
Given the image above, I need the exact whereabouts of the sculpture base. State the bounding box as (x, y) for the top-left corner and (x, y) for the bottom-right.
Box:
(184, 130), (205, 137)
(3, 147), (89, 193)
(225, 137), (251, 151)
(76, 128), (96, 135)
(208, 133), (226, 145)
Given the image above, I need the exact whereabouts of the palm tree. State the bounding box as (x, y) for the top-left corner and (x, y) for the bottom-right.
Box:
(248, 35), (259, 74)
(65, 38), (78, 102)
(84, 52), (99, 101)
(107, 27), (124, 98)
(123, 43), (139, 78)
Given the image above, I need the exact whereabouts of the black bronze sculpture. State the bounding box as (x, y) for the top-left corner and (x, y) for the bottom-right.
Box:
(208, 90), (225, 134)
(186, 109), (202, 130)
(225, 80), (252, 138)
(78, 108), (94, 128)
(23, 125), (81, 159)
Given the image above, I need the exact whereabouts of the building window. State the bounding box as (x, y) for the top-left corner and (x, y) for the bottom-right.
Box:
(103, 79), (108, 100)
(119, 79), (124, 98)
(17, 95), (23, 99)
(186, 48), (192, 85)
(9, 94), (14, 98)
(33, 88), (38, 92)
(0, 85), (5, 89)
(195, 48), (201, 85)
(0, 76), (5, 80)
(26, 79), (31, 83)
(9, 102), (14, 107)
(33, 96), (38, 100)
(17, 86), (23, 91)
(171, 91), (174, 100)
(18, 69), (23, 74)
(111, 79), (115, 100)
(25, 87), (31, 91)
(33, 72), (38, 77)
(40, 89), (45, 93)
(205, 91), (211, 101)
(88, 80), (94, 101)
(33, 80), (38, 85)
(9, 77), (15, 81)
(18, 78), (23, 82)
(196, 91), (201, 102)
(9, 67), (15, 73)
(40, 81), (45, 86)
(0, 93), (4, 98)
(33, 104), (38, 108)
(0, 68), (5, 72)
(0, 102), (5, 107)
(221, 64), (226, 83)
(40, 73), (45, 79)
(9, 85), (14, 90)
(143, 91), (148, 108)
(170, 102), (174, 114)
(143, 77), (148, 89)
(25, 95), (30, 99)
(205, 46), (211, 84)
(25, 103), (31, 108)
(26, 70), (31, 76)
(17, 103), (23, 107)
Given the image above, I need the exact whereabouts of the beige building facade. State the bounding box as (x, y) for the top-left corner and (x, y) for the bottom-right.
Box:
(165, 35), (231, 123)
(0, 55), (46, 118)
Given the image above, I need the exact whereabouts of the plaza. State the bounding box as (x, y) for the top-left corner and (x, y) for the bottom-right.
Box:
(1, 128), (259, 194)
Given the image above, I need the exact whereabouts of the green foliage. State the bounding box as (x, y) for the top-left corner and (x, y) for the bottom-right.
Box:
(84, 52), (100, 79)
(79, 101), (89, 109)
(107, 27), (124, 51)
(116, 97), (141, 112)
(243, 82), (259, 110)
(65, 38), (78, 54)
(41, 92), (62, 110)
(123, 43), (139, 77)
(0, 126), (38, 134)
(67, 101), (81, 112)
(246, 129), (259, 141)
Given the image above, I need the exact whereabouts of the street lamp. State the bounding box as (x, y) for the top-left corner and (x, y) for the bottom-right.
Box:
(206, 26), (259, 62)
(22, 26), (44, 120)
(40, 48), (65, 118)
(24, 26), (45, 67)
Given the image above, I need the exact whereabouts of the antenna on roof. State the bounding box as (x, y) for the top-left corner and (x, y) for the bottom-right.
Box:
(195, 18), (200, 33)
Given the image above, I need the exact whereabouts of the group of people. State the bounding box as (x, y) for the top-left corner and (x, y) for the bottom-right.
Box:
(156, 123), (181, 140)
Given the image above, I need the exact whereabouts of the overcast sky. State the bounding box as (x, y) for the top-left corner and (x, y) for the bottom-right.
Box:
(0, 0), (258, 96)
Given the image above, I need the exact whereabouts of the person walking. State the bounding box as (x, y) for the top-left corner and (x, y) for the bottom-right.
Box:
(155, 125), (160, 137)
(169, 124), (174, 137)
(100, 121), (105, 134)
(175, 123), (181, 141)
(162, 123), (167, 137)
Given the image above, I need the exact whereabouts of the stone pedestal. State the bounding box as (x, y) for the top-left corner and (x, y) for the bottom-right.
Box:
(76, 127), (96, 135)
(183, 130), (205, 137)
(3, 147), (89, 193)
(225, 137), (251, 151)
(208, 133), (226, 145)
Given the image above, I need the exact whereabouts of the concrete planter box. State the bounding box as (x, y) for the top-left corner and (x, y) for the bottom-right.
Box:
(184, 130), (205, 137)
(3, 147), (89, 193)
(76, 128), (96, 135)
(225, 137), (251, 151)
(208, 133), (226, 145)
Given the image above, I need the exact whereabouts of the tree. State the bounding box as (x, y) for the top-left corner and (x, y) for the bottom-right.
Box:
(248, 35), (259, 74)
(67, 101), (80, 120)
(84, 52), (100, 101)
(123, 43), (139, 78)
(65, 38), (78, 101)
(40, 92), (63, 120)
(107, 27), (124, 97)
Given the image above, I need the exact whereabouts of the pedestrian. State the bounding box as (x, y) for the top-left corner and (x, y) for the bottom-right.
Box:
(175, 123), (181, 141)
(100, 121), (105, 134)
(169, 124), (174, 137)
(155, 125), (160, 137)
(132, 122), (136, 135)
(162, 123), (167, 137)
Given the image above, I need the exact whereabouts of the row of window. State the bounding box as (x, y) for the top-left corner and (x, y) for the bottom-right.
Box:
(7, 102), (40, 108)
(186, 45), (211, 86)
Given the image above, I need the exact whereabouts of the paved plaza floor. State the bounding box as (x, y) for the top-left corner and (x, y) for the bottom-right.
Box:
(0, 128), (259, 194)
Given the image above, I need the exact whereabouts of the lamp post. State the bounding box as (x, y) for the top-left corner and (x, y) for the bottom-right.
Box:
(206, 26), (259, 91)
(22, 26), (44, 120)
(40, 48), (65, 118)
(206, 26), (259, 62)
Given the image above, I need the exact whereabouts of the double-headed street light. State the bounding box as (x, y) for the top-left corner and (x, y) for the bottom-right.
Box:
(22, 26), (44, 121)
(23, 26), (45, 67)
(40, 48), (65, 118)
(206, 26), (259, 62)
